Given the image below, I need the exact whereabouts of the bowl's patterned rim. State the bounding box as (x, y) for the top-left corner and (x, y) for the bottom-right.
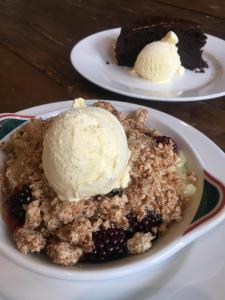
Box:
(0, 113), (225, 235)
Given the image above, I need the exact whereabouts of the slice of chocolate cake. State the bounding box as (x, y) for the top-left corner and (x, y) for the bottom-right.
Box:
(115, 17), (208, 72)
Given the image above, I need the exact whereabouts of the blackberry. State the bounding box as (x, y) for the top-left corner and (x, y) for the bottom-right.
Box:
(106, 188), (123, 198)
(9, 185), (32, 225)
(84, 228), (128, 263)
(154, 136), (178, 153)
(128, 211), (163, 236)
(94, 189), (123, 200)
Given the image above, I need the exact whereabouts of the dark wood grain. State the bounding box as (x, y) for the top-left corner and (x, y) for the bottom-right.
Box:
(0, 45), (68, 112)
(155, 0), (225, 19)
(0, 0), (225, 151)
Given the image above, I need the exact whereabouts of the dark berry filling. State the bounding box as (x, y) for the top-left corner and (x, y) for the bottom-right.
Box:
(128, 210), (163, 236)
(84, 227), (128, 263)
(94, 189), (123, 200)
(154, 136), (178, 153)
(8, 185), (32, 227)
(106, 188), (123, 198)
(85, 210), (163, 263)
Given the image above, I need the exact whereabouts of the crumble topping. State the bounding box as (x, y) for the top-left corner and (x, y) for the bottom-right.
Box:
(25, 200), (41, 229)
(127, 232), (154, 255)
(46, 241), (83, 266)
(13, 228), (46, 254)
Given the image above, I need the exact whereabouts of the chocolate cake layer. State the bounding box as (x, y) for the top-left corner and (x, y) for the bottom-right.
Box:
(115, 17), (208, 71)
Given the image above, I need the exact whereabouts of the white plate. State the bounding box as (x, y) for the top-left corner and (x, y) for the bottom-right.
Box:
(70, 28), (225, 101)
(0, 100), (225, 298)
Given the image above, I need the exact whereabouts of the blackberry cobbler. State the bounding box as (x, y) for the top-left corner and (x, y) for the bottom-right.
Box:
(0, 100), (196, 265)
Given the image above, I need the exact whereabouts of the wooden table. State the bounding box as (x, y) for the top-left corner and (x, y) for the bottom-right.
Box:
(0, 0), (225, 151)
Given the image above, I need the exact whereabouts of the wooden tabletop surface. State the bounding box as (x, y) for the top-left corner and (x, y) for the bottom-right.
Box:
(0, 0), (225, 151)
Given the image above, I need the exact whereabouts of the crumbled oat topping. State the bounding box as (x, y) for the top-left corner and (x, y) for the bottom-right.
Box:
(1, 101), (196, 265)
(25, 200), (41, 229)
(13, 228), (46, 254)
(127, 232), (154, 255)
(46, 241), (83, 266)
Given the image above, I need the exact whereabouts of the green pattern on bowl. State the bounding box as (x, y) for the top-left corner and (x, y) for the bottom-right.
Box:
(191, 179), (220, 223)
(0, 118), (27, 140)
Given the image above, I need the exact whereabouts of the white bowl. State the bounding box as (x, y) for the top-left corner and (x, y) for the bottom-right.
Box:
(0, 100), (225, 281)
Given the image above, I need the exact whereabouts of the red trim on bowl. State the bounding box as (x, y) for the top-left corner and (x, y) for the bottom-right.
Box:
(0, 113), (34, 119)
(184, 170), (225, 234)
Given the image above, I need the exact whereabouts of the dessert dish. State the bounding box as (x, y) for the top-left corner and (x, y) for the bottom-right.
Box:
(0, 99), (196, 266)
(115, 16), (208, 72)
(134, 31), (184, 83)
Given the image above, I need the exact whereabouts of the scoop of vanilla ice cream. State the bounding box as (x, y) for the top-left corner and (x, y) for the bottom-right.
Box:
(42, 102), (130, 201)
(134, 31), (184, 83)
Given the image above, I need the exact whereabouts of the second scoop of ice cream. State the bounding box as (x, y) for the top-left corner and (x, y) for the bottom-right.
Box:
(42, 104), (130, 202)
(134, 31), (184, 83)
